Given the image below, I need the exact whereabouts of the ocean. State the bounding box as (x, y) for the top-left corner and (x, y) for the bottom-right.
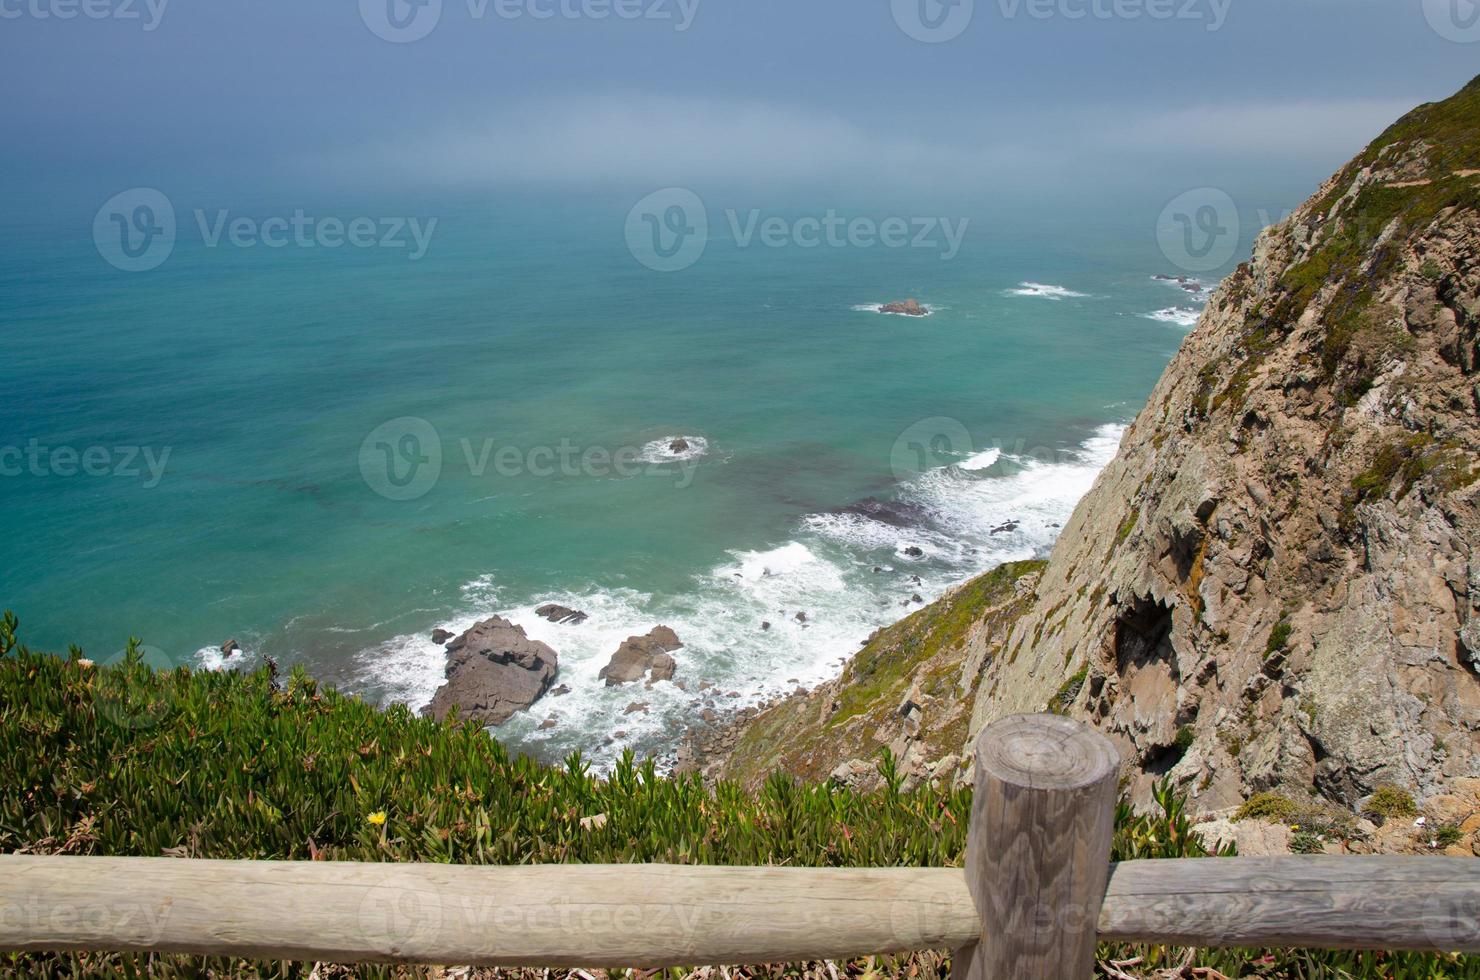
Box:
(0, 188), (1224, 765)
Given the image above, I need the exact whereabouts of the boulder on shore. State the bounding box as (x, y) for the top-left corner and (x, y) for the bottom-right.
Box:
(880, 299), (927, 317)
(535, 603), (589, 626)
(430, 628), (453, 645)
(423, 617), (559, 726)
(599, 626), (683, 687)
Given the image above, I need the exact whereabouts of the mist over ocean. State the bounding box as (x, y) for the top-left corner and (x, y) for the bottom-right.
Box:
(1, 188), (1232, 763)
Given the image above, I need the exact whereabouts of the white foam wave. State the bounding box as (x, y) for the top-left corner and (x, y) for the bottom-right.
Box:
(1142, 307), (1201, 328)
(957, 447), (1002, 471)
(1004, 282), (1088, 300)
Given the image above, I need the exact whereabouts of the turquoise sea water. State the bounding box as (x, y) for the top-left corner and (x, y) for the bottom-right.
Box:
(0, 189), (1224, 762)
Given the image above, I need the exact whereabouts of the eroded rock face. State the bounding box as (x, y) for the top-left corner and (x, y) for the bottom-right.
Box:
(424, 617), (559, 725)
(969, 78), (1480, 812)
(599, 626), (682, 686)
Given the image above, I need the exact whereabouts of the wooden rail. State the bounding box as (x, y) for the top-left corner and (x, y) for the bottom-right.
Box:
(2, 715), (1477, 976)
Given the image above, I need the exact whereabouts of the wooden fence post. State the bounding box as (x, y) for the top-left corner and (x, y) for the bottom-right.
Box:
(953, 713), (1120, 979)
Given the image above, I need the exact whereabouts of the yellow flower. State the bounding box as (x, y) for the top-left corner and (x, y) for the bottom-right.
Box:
(367, 811), (387, 826)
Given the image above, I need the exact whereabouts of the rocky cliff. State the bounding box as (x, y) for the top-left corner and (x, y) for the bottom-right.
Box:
(718, 75), (1480, 816)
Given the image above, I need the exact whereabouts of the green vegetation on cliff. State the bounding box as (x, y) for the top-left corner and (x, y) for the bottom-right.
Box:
(721, 560), (1044, 788)
(2, 611), (1474, 978)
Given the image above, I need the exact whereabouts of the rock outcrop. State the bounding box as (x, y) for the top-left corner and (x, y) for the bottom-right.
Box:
(424, 617), (559, 725)
(969, 76), (1480, 811)
(599, 626), (682, 687)
(880, 299), (928, 316)
(535, 604), (588, 626)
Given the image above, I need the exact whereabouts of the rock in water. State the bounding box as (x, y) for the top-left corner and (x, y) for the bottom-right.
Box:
(424, 617), (559, 725)
(599, 626), (683, 686)
(220, 639), (239, 657)
(669, 438), (689, 453)
(879, 299), (927, 316)
(535, 603), (589, 626)
(430, 628), (453, 644)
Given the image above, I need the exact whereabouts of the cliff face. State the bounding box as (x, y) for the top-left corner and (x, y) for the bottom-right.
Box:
(970, 75), (1480, 811)
(716, 76), (1480, 815)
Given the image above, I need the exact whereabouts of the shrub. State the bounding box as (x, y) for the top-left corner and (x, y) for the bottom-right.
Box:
(1049, 666), (1088, 714)
(1290, 830), (1326, 854)
(1234, 791), (1301, 823)
(1366, 785), (1418, 820)
(1264, 620), (1293, 659)
(1431, 825), (1464, 849)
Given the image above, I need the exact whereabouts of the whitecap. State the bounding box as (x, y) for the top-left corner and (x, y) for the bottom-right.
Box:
(1141, 307), (1201, 328)
(957, 447), (1002, 471)
(1004, 282), (1088, 300)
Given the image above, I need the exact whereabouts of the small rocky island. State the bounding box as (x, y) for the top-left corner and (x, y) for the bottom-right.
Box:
(599, 626), (682, 686)
(879, 299), (928, 316)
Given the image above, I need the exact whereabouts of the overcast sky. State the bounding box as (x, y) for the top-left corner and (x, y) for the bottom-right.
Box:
(1, 0), (1476, 206)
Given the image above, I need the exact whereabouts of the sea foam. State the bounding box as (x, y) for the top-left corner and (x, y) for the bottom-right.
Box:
(1004, 282), (1088, 300)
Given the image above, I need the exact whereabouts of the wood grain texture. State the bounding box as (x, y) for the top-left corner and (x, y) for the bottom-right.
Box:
(0, 858), (974, 968)
(0, 854), (1476, 965)
(1100, 855), (1480, 952)
(956, 713), (1121, 979)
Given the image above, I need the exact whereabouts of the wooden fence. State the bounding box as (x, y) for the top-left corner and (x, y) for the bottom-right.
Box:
(2, 715), (1477, 977)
